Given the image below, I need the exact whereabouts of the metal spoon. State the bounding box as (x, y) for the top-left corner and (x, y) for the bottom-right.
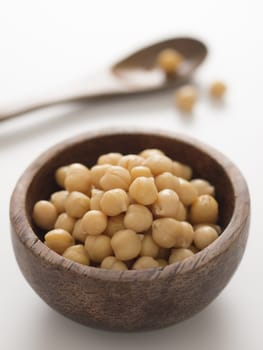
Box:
(0, 37), (207, 122)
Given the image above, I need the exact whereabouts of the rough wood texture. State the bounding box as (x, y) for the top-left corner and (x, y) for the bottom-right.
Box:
(10, 129), (250, 331)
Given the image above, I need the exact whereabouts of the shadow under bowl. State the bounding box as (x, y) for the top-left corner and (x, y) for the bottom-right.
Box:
(10, 129), (250, 331)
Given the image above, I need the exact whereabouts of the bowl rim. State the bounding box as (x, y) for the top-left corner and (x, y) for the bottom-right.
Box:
(10, 128), (250, 282)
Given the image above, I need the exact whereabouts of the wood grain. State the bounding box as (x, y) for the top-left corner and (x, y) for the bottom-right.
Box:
(10, 129), (250, 331)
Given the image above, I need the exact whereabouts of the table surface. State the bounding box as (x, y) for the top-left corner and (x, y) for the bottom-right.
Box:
(0, 1), (262, 349)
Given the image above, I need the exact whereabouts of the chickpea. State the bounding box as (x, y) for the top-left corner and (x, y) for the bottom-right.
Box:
(140, 233), (159, 258)
(81, 210), (107, 235)
(105, 214), (125, 237)
(190, 194), (219, 224)
(174, 221), (194, 248)
(55, 213), (75, 233)
(152, 218), (182, 248)
(44, 229), (74, 254)
(124, 204), (153, 232)
(101, 256), (127, 271)
(129, 177), (158, 205)
(50, 190), (68, 214)
(173, 201), (187, 221)
(178, 178), (198, 206)
(90, 164), (110, 189)
(157, 48), (184, 74)
(152, 189), (180, 218)
(172, 161), (192, 180)
(64, 191), (90, 218)
(194, 225), (219, 249)
(174, 85), (197, 113)
(139, 148), (165, 158)
(111, 229), (142, 261)
(143, 154), (173, 175)
(194, 224), (222, 235)
(64, 163), (91, 194)
(169, 248), (194, 264)
(118, 154), (144, 171)
(63, 244), (90, 265)
(132, 256), (159, 270)
(155, 172), (180, 192)
(98, 152), (122, 165)
(209, 81), (227, 99)
(33, 200), (58, 230)
(157, 258), (168, 267)
(55, 166), (68, 188)
(100, 189), (129, 216)
(90, 189), (104, 210)
(127, 193), (136, 204)
(100, 165), (131, 191)
(190, 179), (215, 196)
(85, 235), (113, 262)
(130, 166), (152, 181)
(72, 219), (87, 243)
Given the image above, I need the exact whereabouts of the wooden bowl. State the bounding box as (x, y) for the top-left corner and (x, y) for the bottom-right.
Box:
(10, 129), (250, 331)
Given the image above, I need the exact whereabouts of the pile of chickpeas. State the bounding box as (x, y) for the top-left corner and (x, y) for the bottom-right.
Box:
(32, 149), (221, 271)
(156, 48), (227, 113)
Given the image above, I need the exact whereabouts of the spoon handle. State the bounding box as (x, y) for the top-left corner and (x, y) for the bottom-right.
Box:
(0, 70), (128, 122)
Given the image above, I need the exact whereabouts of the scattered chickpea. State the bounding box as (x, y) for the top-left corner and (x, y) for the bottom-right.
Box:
(64, 191), (90, 218)
(178, 178), (198, 206)
(169, 248), (194, 264)
(152, 189), (180, 218)
(139, 148), (165, 158)
(63, 244), (90, 265)
(172, 161), (192, 180)
(90, 189), (104, 210)
(55, 166), (68, 188)
(130, 166), (152, 181)
(194, 223), (222, 235)
(129, 177), (158, 205)
(174, 85), (197, 113)
(50, 190), (68, 214)
(118, 154), (144, 171)
(90, 164), (110, 189)
(152, 218), (182, 248)
(55, 213), (75, 233)
(124, 204), (153, 232)
(143, 154), (173, 175)
(140, 233), (160, 258)
(101, 256), (127, 271)
(133, 256), (159, 270)
(33, 200), (58, 230)
(97, 152), (123, 166)
(173, 201), (188, 221)
(81, 210), (107, 235)
(105, 214), (125, 237)
(44, 229), (74, 254)
(64, 163), (91, 194)
(190, 179), (215, 196)
(85, 235), (113, 262)
(111, 229), (142, 261)
(100, 165), (131, 191)
(194, 225), (219, 249)
(155, 172), (180, 192)
(157, 48), (184, 74)
(174, 221), (194, 248)
(100, 189), (129, 216)
(209, 81), (227, 99)
(190, 194), (219, 224)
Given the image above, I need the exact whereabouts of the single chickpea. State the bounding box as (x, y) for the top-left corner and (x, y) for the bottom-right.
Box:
(97, 152), (123, 165)
(157, 258), (168, 267)
(33, 200), (58, 230)
(209, 81), (227, 99)
(124, 204), (153, 232)
(55, 213), (75, 233)
(85, 235), (113, 262)
(55, 166), (68, 188)
(157, 48), (184, 74)
(101, 256), (127, 271)
(130, 166), (152, 181)
(62, 244), (90, 265)
(44, 229), (74, 254)
(81, 210), (107, 235)
(172, 161), (192, 180)
(132, 256), (159, 270)
(100, 165), (131, 191)
(174, 221), (194, 248)
(140, 233), (159, 258)
(90, 189), (104, 210)
(64, 191), (90, 218)
(100, 189), (129, 216)
(174, 201), (187, 221)
(50, 190), (68, 214)
(129, 177), (158, 205)
(105, 214), (125, 237)
(72, 219), (87, 243)
(152, 189), (180, 218)
(64, 163), (91, 194)
(143, 154), (173, 175)
(139, 148), (165, 158)
(90, 164), (110, 189)
(152, 218), (182, 248)
(169, 248), (194, 264)
(194, 225), (219, 249)
(178, 178), (198, 206)
(111, 229), (142, 261)
(155, 172), (180, 192)
(174, 85), (197, 113)
(190, 194), (219, 224)
(118, 154), (144, 171)
(194, 223), (222, 235)
(190, 179), (215, 196)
